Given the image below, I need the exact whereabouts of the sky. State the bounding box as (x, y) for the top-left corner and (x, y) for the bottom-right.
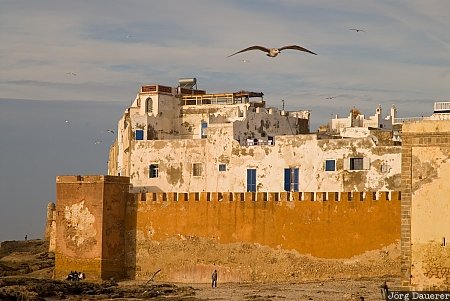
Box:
(1, 0), (450, 241)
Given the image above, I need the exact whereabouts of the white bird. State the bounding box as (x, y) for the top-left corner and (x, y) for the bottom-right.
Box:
(64, 120), (70, 124)
(106, 129), (115, 134)
(326, 96), (337, 100)
(349, 28), (365, 32)
(66, 72), (77, 76)
(94, 140), (102, 145)
(228, 45), (317, 58)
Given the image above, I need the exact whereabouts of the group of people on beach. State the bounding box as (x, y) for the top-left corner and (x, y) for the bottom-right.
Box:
(66, 271), (85, 281)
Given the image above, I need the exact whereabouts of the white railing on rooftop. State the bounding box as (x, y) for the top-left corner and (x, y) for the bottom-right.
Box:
(394, 117), (428, 124)
(434, 102), (450, 112)
(182, 94), (236, 105)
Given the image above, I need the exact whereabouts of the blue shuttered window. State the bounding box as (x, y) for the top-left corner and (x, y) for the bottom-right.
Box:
(284, 168), (299, 191)
(247, 169), (256, 192)
(284, 169), (291, 191)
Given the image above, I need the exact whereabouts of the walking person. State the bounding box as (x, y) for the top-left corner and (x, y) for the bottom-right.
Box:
(380, 281), (389, 299)
(211, 269), (218, 288)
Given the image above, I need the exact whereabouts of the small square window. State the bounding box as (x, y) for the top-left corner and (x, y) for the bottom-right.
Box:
(381, 164), (390, 173)
(325, 160), (336, 171)
(135, 129), (144, 140)
(350, 158), (364, 170)
(149, 164), (159, 178)
(218, 164), (227, 172)
(193, 163), (202, 176)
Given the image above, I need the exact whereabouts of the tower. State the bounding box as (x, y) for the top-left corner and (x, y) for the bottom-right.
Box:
(54, 175), (130, 280)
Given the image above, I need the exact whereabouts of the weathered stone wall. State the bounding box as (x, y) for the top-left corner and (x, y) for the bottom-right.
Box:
(125, 191), (401, 282)
(127, 132), (401, 193)
(401, 121), (450, 290)
(54, 175), (130, 281)
(44, 202), (56, 252)
(101, 177), (130, 279)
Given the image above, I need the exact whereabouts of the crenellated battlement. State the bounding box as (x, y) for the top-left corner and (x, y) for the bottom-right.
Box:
(128, 189), (400, 266)
(133, 191), (401, 203)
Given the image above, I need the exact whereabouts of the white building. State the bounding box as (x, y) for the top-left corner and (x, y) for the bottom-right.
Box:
(330, 104), (398, 138)
(108, 80), (402, 193)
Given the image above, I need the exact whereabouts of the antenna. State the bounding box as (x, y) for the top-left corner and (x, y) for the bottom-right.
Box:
(281, 99), (285, 111)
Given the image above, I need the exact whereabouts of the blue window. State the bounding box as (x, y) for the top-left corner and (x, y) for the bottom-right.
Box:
(135, 129), (144, 140)
(201, 121), (208, 138)
(247, 169), (257, 192)
(284, 168), (299, 191)
(325, 160), (336, 171)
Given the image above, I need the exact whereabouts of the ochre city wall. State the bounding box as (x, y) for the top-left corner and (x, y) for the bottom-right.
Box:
(126, 191), (400, 280)
(53, 175), (401, 282)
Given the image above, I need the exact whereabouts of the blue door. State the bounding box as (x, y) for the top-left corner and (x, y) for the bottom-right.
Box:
(284, 168), (299, 191)
(247, 169), (256, 192)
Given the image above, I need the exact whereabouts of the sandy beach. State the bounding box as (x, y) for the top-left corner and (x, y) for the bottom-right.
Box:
(1, 239), (397, 300)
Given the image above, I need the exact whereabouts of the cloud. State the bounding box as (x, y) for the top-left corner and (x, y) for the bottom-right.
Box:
(1, 1), (449, 115)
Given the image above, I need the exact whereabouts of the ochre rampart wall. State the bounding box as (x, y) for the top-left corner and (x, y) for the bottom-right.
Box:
(53, 176), (401, 282)
(126, 191), (401, 280)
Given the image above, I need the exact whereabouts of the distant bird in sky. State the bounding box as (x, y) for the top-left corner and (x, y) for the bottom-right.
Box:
(228, 45), (317, 58)
(94, 140), (102, 145)
(349, 28), (365, 32)
(241, 59), (250, 63)
(326, 96), (337, 100)
(66, 72), (77, 76)
(105, 129), (115, 134)
(64, 120), (70, 124)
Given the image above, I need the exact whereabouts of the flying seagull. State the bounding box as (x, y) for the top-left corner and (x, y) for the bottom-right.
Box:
(105, 129), (115, 134)
(227, 45), (317, 58)
(349, 28), (365, 32)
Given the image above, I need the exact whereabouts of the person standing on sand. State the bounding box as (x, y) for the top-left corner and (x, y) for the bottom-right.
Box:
(211, 270), (218, 288)
(380, 281), (389, 299)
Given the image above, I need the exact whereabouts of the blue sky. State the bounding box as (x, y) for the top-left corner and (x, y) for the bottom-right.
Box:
(1, 0), (449, 241)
